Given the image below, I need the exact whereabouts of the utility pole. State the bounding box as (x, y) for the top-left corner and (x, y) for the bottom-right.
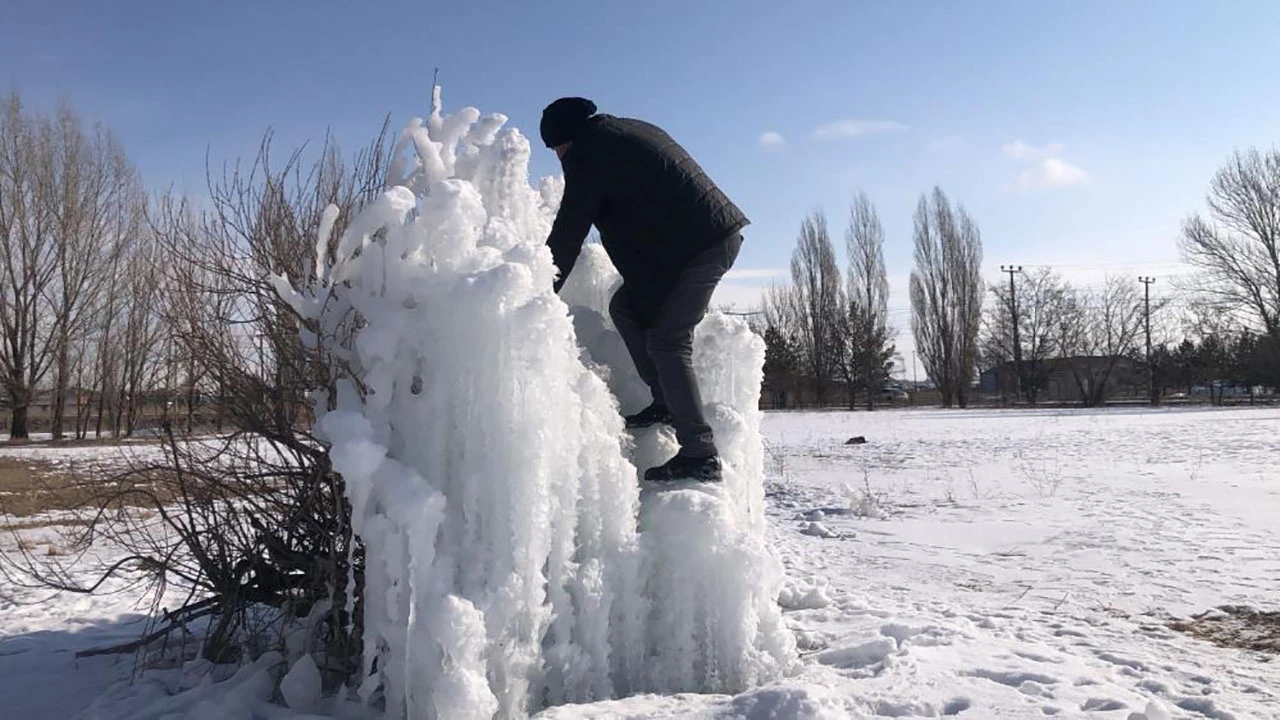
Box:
(1001, 265), (1023, 402)
(1139, 276), (1156, 405)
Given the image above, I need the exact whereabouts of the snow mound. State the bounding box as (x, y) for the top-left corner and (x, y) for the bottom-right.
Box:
(280, 655), (322, 711)
(778, 578), (832, 610)
(800, 521), (839, 538)
(727, 683), (852, 720)
(272, 89), (794, 718)
(1127, 701), (1173, 720)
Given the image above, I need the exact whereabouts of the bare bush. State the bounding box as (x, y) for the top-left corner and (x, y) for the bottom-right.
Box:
(1056, 277), (1149, 406)
(981, 267), (1069, 403)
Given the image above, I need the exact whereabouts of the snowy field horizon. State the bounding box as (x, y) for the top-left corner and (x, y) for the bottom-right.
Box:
(1, 96), (1277, 720)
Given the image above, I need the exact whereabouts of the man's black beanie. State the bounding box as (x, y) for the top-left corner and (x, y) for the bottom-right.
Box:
(540, 97), (597, 148)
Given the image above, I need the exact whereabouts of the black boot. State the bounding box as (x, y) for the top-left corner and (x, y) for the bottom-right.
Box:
(624, 403), (674, 429)
(644, 454), (722, 483)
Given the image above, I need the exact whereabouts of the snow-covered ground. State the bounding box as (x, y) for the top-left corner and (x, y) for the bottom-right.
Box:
(752, 406), (1280, 719)
(1, 406), (1276, 719)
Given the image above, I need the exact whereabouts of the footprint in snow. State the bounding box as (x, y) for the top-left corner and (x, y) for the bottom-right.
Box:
(1082, 697), (1127, 712)
(1095, 650), (1148, 671)
(1174, 697), (1236, 720)
(965, 668), (1060, 687)
(1018, 681), (1055, 698)
(871, 698), (965, 717)
(1137, 679), (1169, 694)
(1013, 649), (1062, 664)
(817, 637), (897, 671)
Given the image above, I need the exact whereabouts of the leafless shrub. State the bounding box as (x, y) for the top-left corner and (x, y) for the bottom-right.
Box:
(1, 120), (393, 681)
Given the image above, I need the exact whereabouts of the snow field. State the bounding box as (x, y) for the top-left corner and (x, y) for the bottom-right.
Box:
(759, 407), (1280, 718)
(2, 407), (1277, 718)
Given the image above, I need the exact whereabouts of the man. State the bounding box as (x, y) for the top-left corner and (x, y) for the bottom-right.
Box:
(540, 97), (747, 483)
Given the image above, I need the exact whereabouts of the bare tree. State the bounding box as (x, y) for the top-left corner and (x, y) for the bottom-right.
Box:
(789, 211), (843, 406)
(909, 187), (984, 407)
(1056, 276), (1148, 406)
(1180, 148), (1280, 352)
(760, 284), (802, 408)
(843, 192), (894, 410)
(981, 267), (1068, 403)
(46, 108), (141, 438)
(3, 124), (392, 672)
(0, 94), (58, 438)
(0, 95), (140, 439)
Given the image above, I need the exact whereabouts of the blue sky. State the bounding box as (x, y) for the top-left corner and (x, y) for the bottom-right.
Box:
(6, 0), (1279, 362)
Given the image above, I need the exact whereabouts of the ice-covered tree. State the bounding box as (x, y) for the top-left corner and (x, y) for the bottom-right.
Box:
(273, 88), (795, 718)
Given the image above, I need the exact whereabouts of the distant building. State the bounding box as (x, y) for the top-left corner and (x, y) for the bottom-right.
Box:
(980, 356), (1146, 403)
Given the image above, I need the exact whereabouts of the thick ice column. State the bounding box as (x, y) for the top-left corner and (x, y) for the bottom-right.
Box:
(279, 90), (794, 719)
(288, 96), (646, 719)
(563, 253), (798, 696)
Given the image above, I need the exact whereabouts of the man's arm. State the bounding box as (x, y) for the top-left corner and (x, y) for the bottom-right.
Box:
(547, 171), (598, 292)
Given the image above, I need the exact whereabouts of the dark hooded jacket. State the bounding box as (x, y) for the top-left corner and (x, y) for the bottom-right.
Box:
(546, 114), (748, 322)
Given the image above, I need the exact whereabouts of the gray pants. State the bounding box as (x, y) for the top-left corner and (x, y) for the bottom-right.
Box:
(609, 234), (743, 458)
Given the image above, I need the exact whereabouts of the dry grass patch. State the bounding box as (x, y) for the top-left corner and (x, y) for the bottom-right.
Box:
(0, 457), (97, 518)
(1170, 605), (1280, 654)
(0, 455), (173, 522)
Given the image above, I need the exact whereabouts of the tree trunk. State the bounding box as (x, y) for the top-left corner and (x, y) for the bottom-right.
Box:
(51, 337), (69, 440)
(8, 367), (29, 440)
(95, 388), (106, 439)
(10, 402), (28, 440)
(864, 361), (875, 412)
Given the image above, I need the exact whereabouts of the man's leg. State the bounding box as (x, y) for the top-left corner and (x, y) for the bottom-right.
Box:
(647, 233), (743, 458)
(609, 285), (665, 408)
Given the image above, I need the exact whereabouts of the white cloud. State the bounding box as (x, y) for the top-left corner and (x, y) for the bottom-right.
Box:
(812, 119), (906, 141)
(710, 282), (770, 312)
(758, 131), (786, 147)
(723, 267), (786, 281)
(1015, 157), (1089, 189)
(1001, 139), (1064, 160)
(1003, 140), (1088, 190)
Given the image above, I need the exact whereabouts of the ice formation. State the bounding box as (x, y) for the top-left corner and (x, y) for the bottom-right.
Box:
(274, 88), (795, 719)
